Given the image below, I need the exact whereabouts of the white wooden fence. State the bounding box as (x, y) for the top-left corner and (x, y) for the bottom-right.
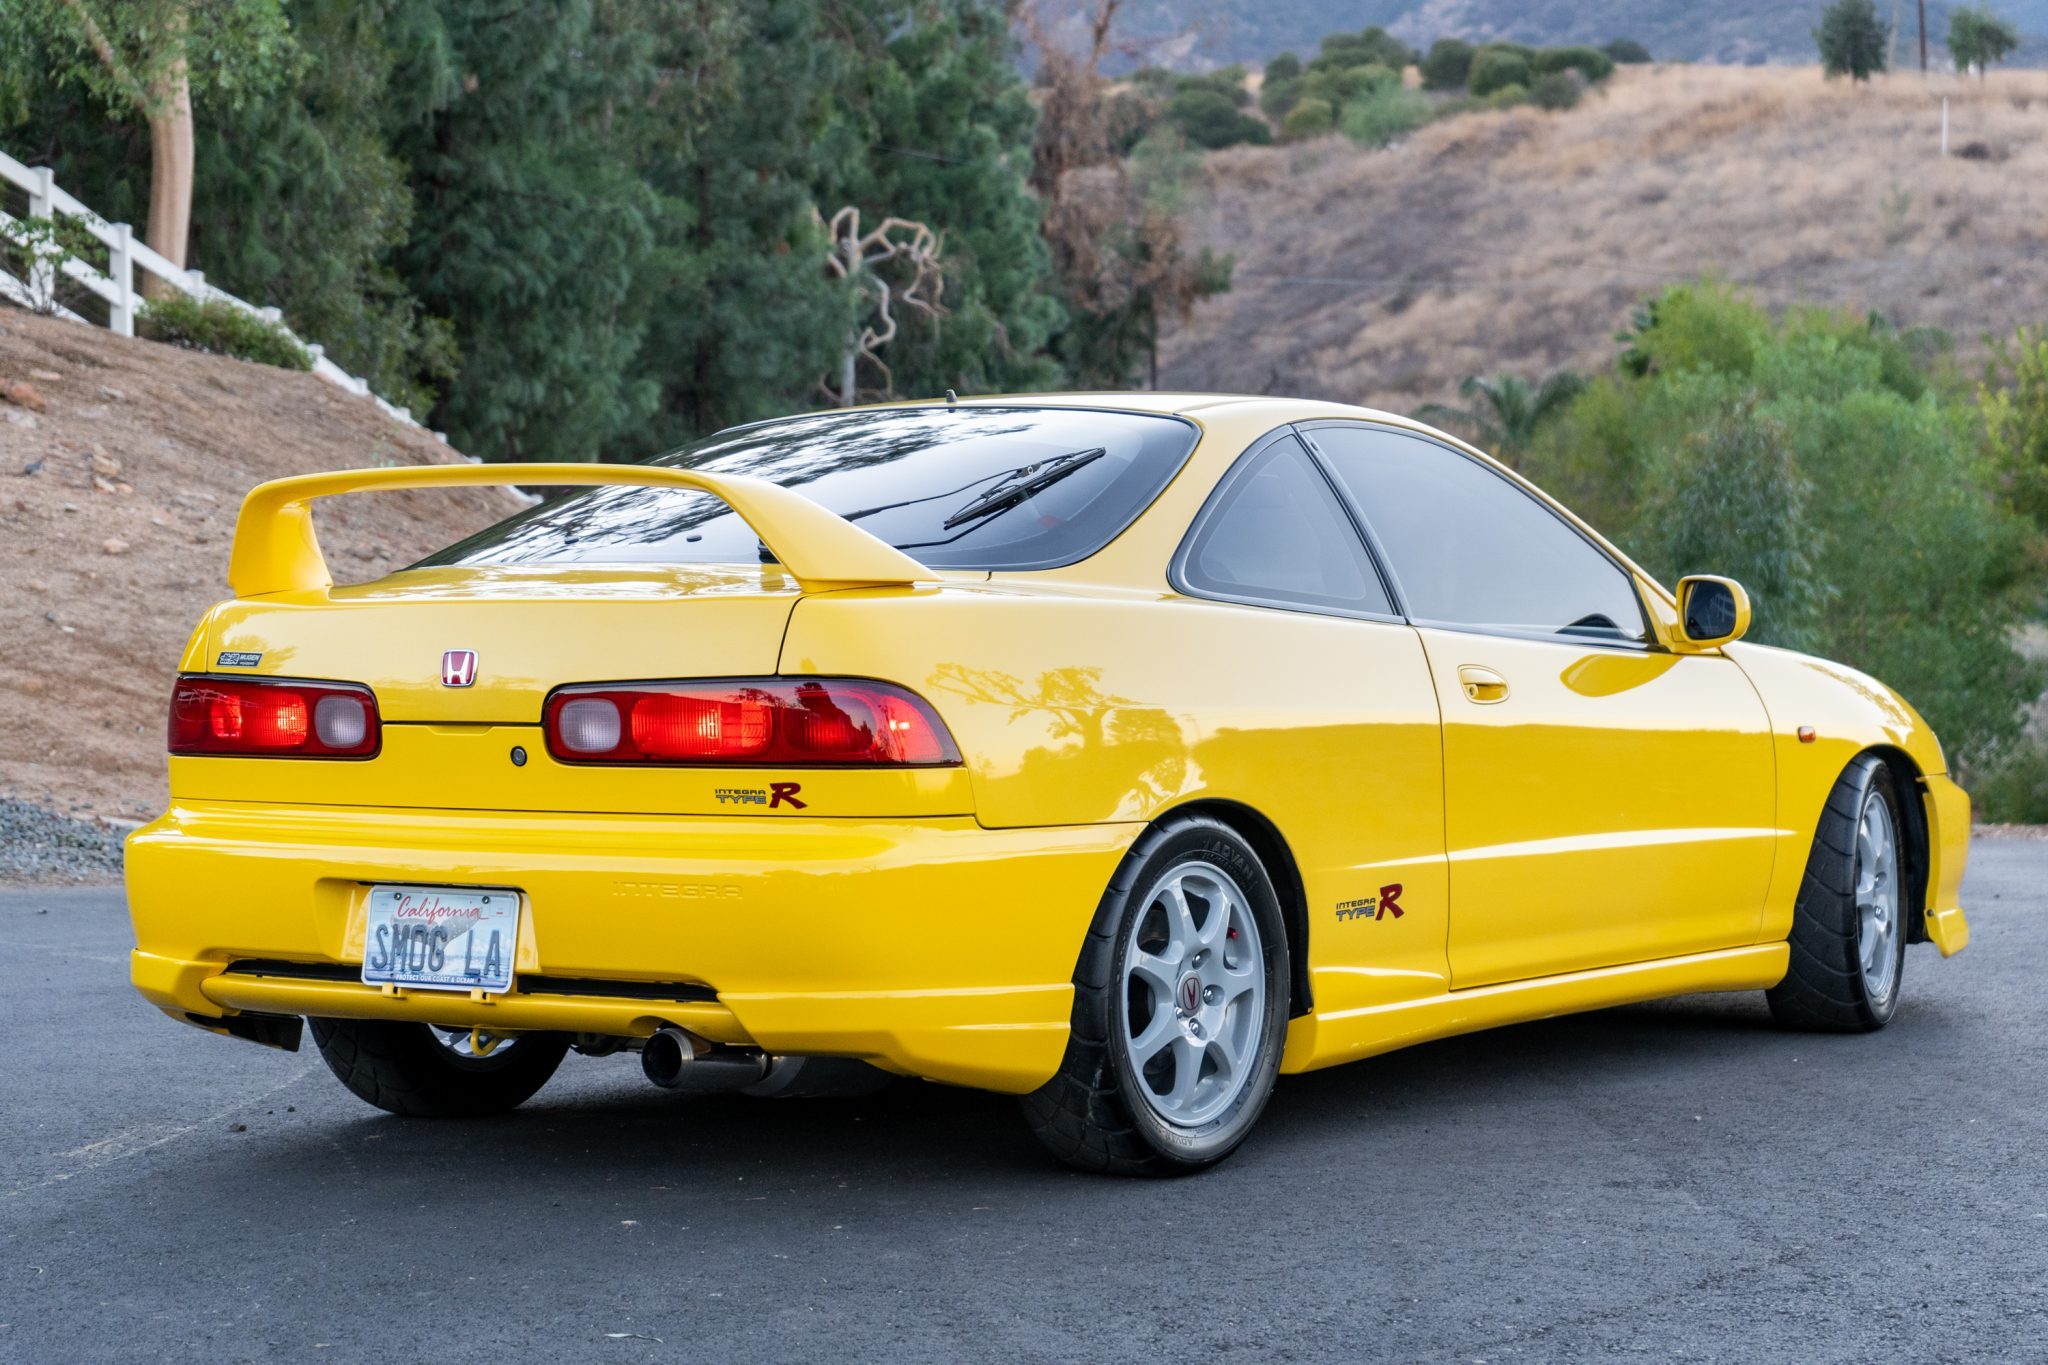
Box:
(0, 147), (436, 437)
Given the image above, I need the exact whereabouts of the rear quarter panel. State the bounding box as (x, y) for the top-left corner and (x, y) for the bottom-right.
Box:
(779, 583), (1455, 1011)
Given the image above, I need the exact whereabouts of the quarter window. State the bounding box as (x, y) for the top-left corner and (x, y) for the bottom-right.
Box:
(1312, 425), (1647, 644)
(1180, 437), (1393, 616)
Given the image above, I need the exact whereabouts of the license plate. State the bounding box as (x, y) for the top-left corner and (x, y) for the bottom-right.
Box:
(361, 885), (519, 994)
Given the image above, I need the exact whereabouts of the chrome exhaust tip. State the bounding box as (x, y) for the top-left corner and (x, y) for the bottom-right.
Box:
(640, 1026), (770, 1092)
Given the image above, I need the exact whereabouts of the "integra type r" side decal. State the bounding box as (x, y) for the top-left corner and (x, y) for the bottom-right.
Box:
(1335, 883), (1405, 923)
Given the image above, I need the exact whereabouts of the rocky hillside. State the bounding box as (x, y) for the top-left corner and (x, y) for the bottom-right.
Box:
(1161, 64), (2048, 415)
(0, 310), (521, 835)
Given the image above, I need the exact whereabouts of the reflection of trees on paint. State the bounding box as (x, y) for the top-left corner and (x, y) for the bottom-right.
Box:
(929, 663), (1190, 821)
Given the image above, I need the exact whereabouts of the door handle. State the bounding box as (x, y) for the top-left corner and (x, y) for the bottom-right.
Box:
(1457, 665), (1510, 705)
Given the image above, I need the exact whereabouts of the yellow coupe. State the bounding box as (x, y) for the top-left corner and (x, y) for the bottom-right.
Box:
(126, 395), (1971, 1173)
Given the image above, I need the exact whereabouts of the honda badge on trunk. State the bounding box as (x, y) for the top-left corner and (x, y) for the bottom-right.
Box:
(441, 649), (478, 688)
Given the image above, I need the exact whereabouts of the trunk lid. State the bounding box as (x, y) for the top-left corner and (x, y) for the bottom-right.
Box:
(173, 565), (977, 818)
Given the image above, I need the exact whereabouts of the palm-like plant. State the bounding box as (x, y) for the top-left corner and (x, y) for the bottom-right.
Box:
(1416, 371), (1586, 460)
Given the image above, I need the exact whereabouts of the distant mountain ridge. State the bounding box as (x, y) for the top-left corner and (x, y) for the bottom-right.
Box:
(1067, 0), (2048, 69)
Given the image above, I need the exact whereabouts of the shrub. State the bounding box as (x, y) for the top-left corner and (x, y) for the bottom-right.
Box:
(1180, 65), (1253, 107)
(1313, 26), (1415, 74)
(1974, 736), (2048, 823)
(1259, 74), (1304, 118)
(1530, 71), (1583, 110)
(1263, 51), (1302, 83)
(1483, 82), (1529, 109)
(1534, 46), (1617, 82)
(139, 295), (314, 370)
(1169, 87), (1271, 148)
(1469, 46), (1534, 97)
(1302, 62), (1395, 110)
(1604, 38), (1653, 64)
(1340, 84), (1434, 146)
(1281, 96), (1336, 140)
(1421, 39), (1475, 90)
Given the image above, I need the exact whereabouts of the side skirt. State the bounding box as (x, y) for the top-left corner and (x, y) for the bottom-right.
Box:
(1278, 942), (1790, 1074)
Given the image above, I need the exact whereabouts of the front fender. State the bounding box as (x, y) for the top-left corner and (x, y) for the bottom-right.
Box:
(1726, 643), (1968, 955)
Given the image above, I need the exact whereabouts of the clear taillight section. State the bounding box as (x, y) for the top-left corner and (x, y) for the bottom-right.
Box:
(169, 676), (381, 758)
(543, 679), (961, 767)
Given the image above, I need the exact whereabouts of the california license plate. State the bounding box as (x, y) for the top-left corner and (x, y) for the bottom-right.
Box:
(361, 885), (519, 994)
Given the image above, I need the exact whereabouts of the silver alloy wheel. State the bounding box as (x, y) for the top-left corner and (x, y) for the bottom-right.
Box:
(431, 1026), (515, 1061)
(1120, 863), (1265, 1128)
(1855, 793), (1902, 1000)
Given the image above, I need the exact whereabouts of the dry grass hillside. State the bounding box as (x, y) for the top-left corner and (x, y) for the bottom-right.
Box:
(1160, 65), (2048, 412)
(0, 311), (520, 826)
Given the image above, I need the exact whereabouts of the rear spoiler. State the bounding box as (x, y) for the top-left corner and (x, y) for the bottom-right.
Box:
(227, 463), (934, 598)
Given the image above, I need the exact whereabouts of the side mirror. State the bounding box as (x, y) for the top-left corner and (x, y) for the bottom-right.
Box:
(1676, 575), (1751, 648)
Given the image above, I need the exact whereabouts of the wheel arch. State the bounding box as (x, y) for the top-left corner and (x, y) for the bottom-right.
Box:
(1865, 744), (1932, 944)
(1147, 798), (1313, 1018)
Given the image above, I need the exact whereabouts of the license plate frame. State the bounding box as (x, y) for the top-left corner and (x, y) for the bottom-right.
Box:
(361, 884), (520, 995)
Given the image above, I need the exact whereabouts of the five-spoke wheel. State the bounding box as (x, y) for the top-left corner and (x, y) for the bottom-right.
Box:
(1024, 815), (1290, 1174)
(1120, 864), (1266, 1129)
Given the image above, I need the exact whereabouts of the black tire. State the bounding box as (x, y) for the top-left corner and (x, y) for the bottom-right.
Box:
(1767, 754), (1910, 1032)
(1023, 816), (1290, 1176)
(309, 1018), (569, 1117)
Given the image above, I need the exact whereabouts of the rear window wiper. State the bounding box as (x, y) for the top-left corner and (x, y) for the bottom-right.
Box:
(940, 448), (1105, 531)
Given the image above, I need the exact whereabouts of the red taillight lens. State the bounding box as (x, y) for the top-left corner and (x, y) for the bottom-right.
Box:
(544, 679), (961, 767)
(169, 677), (381, 758)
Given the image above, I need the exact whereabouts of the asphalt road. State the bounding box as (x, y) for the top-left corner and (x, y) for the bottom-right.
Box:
(3, 843), (2044, 1364)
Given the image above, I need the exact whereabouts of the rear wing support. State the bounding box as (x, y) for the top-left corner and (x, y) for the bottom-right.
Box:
(227, 463), (933, 598)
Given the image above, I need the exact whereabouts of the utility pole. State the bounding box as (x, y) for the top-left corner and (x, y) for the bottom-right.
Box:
(1919, 0), (1929, 71)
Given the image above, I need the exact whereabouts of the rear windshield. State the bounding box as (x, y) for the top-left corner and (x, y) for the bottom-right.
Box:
(415, 406), (1201, 573)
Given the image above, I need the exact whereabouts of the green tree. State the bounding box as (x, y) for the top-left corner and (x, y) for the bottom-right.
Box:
(1526, 281), (2040, 766)
(1636, 403), (1831, 652)
(1417, 372), (1585, 459)
(1816, 0), (1888, 81)
(627, 0), (846, 445)
(193, 0), (452, 414)
(387, 0), (673, 459)
(1980, 325), (2048, 532)
(0, 0), (297, 278)
(1948, 6), (2021, 78)
(819, 0), (1069, 404)
(1604, 39), (1653, 64)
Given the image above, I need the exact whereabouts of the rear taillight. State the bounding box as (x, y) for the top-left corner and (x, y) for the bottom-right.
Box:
(543, 679), (961, 767)
(169, 676), (381, 758)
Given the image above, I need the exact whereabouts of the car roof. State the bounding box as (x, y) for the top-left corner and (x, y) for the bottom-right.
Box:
(918, 391), (1409, 423)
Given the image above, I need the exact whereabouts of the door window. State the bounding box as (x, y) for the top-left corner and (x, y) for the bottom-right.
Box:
(1178, 437), (1394, 616)
(1312, 426), (1647, 644)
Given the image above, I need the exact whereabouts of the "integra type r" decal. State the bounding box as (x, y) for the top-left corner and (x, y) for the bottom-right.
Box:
(1335, 883), (1405, 923)
(714, 782), (807, 810)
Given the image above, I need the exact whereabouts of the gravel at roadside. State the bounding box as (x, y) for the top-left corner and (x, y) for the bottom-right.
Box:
(0, 797), (127, 883)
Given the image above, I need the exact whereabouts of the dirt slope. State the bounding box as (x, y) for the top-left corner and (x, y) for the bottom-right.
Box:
(0, 310), (522, 825)
(1160, 65), (2048, 414)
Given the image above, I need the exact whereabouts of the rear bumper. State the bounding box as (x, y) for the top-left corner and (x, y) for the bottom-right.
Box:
(126, 801), (1135, 1093)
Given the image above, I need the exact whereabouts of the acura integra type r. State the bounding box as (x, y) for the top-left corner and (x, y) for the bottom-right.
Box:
(126, 395), (1971, 1174)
